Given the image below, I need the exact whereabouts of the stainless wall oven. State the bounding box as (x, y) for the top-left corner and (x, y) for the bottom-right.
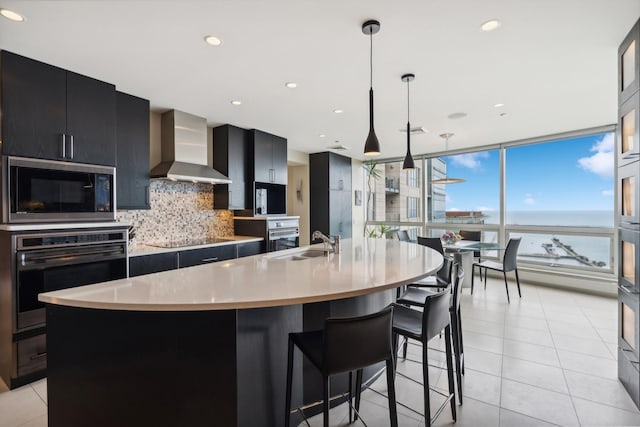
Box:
(0, 228), (128, 389)
(2, 156), (116, 223)
(15, 229), (127, 331)
(234, 217), (299, 252)
(267, 219), (299, 252)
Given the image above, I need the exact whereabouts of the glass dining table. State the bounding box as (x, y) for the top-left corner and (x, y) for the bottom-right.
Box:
(442, 241), (506, 288)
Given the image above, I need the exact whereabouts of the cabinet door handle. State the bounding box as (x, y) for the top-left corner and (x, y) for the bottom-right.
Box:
(201, 257), (219, 263)
(69, 135), (74, 159)
(30, 352), (47, 361)
(145, 186), (150, 205)
(228, 190), (232, 208)
(61, 134), (66, 158)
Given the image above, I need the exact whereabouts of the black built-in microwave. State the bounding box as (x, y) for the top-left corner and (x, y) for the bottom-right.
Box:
(2, 156), (116, 223)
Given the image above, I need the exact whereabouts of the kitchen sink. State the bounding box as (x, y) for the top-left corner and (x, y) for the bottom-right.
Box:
(272, 249), (329, 261)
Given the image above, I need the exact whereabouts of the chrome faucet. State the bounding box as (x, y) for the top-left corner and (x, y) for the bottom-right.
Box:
(312, 230), (340, 254)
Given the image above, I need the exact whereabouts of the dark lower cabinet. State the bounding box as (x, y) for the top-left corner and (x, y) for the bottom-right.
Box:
(129, 252), (179, 277)
(129, 241), (264, 277)
(17, 334), (47, 377)
(116, 91), (150, 209)
(0, 50), (117, 166)
(235, 241), (263, 258)
(178, 246), (235, 268)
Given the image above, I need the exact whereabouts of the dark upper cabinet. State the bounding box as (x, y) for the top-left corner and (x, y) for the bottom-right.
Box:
(0, 51), (116, 166)
(65, 72), (116, 166)
(1, 51), (67, 160)
(251, 130), (287, 185)
(116, 91), (150, 210)
(213, 125), (251, 210)
(309, 152), (353, 239)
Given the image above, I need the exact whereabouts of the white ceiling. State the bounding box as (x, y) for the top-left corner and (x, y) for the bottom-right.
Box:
(1, 0), (639, 160)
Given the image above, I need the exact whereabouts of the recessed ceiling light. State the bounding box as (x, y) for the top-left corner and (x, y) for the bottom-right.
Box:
(204, 35), (223, 46)
(230, 100), (242, 105)
(319, 134), (326, 138)
(494, 103), (505, 108)
(480, 19), (501, 32)
(448, 112), (467, 120)
(500, 112), (508, 117)
(333, 109), (343, 114)
(0, 8), (24, 22)
(285, 82), (297, 88)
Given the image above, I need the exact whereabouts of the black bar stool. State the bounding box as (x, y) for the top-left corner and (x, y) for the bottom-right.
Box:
(397, 264), (465, 404)
(284, 306), (398, 427)
(391, 287), (457, 426)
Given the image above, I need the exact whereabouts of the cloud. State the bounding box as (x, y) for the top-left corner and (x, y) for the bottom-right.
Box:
(475, 206), (496, 211)
(449, 152), (489, 169)
(577, 133), (614, 178)
(524, 193), (536, 205)
(445, 194), (454, 204)
(601, 189), (614, 197)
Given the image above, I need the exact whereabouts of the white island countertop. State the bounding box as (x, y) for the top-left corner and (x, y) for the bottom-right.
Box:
(39, 237), (443, 311)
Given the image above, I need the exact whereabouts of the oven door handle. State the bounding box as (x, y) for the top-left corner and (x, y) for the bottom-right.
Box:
(268, 229), (300, 240)
(19, 246), (126, 269)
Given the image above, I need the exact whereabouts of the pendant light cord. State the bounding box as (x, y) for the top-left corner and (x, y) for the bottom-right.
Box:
(407, 78), (410, 122)
(370, 31), (373, 89)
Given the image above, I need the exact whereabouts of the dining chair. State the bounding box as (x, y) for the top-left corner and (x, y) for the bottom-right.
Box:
(395, 230), (410, 242)
(471, 237), (522, 303)
(285, 306), (398, 427)
(417, 236), (444, 255)
(459, 230), (482, 280)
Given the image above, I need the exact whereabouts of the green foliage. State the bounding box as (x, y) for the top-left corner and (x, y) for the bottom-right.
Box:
(365, 224), (393, 238)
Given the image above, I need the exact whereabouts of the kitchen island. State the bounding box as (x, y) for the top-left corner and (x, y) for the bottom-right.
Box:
(39, 237), (442, 427)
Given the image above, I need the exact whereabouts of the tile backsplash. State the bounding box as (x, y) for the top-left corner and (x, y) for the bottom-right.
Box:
(117, 180), (233, 249)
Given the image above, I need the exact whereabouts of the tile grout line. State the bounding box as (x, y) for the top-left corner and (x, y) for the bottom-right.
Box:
(539, 291), (582, 426)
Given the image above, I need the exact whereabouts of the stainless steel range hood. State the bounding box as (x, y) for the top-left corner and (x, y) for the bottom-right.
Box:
(150, 110), (231, 184)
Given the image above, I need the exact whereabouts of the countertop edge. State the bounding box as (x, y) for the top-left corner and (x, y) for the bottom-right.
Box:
(38, 274), (431, 311)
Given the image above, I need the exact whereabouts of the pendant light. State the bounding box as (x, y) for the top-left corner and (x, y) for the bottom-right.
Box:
(432, 133), (466, 184)
(401, 73), (415, 170)
(362, 19), (381, 156)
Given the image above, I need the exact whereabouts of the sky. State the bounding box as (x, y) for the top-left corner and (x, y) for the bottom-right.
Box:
(442, 132), (615, 213)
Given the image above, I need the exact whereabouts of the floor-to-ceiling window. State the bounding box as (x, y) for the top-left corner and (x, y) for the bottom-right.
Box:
(505, 132), (615, 272)
(364, 127), (616, 283)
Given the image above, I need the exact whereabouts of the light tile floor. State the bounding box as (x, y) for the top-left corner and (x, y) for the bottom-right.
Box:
(0, 277), (634, 427)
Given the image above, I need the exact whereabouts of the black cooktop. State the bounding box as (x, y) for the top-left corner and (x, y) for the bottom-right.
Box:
(147, 238), (233, 249)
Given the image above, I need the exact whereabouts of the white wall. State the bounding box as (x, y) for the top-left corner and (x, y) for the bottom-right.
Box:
(287, 148), (310, 246)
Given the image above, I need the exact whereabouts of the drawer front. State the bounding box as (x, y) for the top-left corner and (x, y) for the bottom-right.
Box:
(178, 245), (235, 268)
(129, 252), (179, 277)
(236, 241), (264, 258)
(17, 334), (47, 377)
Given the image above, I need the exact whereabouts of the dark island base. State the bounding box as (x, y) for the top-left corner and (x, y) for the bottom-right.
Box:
(45, 290), (393, 427)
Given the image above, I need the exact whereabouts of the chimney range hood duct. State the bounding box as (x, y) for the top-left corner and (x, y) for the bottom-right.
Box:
(150, 110), (231, 184)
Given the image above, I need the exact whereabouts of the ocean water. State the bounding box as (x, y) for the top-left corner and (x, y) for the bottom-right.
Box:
(448, 210), (614, 269)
